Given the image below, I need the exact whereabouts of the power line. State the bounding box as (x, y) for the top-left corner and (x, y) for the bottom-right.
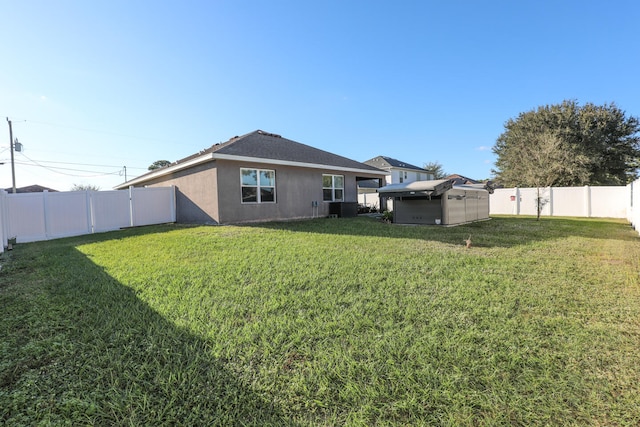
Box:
(7, 158), (148, 170)
(1, 155), (145, 181)
(3, 116), (152, 182)
(13, 161), (122, 176)
(14, 153), (125, 178)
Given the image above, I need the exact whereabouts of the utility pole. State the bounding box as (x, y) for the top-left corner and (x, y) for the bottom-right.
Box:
(6, 117), (16, 193)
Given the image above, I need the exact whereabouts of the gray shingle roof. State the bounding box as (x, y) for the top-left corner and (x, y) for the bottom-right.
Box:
(357, 179), (380, 189)
(363, 156), (429, 172)
(4, 185), (59, 193)
(172, 130), (383, 172)
(445, 174), (479, 185)
(118, 130), (385, 188)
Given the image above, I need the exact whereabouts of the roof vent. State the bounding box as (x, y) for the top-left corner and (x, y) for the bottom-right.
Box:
(257, 130), (282, 138)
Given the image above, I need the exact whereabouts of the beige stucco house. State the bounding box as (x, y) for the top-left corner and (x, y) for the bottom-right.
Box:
(114, 130), (386, 224)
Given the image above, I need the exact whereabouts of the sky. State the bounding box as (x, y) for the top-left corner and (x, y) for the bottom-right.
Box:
(1, 0), (639, 191)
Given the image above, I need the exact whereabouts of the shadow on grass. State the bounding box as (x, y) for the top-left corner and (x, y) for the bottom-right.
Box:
(245, 215), (638, 248)
(0, 241), (295, 426)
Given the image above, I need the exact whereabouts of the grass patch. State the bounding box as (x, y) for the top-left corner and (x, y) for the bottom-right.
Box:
(1, 216), (639, 425)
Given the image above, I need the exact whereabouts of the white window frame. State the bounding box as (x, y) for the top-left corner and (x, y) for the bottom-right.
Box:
(323, 174), (344, 202)
(240, 168), (276, 204)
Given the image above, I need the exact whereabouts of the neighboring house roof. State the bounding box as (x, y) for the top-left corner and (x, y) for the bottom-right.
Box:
(357, 179), (380, 189)
(116, 130), (386, 189)
(4, 185), (59, 193)
(364, 156), (430, 172)
(446, 174), (479, 185)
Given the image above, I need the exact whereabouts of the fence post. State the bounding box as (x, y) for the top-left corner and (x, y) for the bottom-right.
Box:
(630, 181), (634, 223)
(549, 186), (554, 216)
(631, 179), (640, 234)
(584, 185), (592, 217)
(86, 190), (94, 234)
(0, 190), (6, 252)
(635, 179), (640, 235)
(515, 187), (521, 215)
(43, 190), (51, 240)
(129, 186), (135, 227)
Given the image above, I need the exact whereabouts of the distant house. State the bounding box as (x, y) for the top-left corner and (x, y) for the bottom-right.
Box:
(3, 185), (59, 193)
(445, 174), (480, 186)
(358, 156), (433, 211)
(114, 130), (386, 224)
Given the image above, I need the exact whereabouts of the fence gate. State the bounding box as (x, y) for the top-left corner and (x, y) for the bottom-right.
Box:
(1, 186), (176, 251)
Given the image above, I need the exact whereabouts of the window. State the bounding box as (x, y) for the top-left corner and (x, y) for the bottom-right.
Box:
(241, 168), (276, 203)
(323, 174), (344, 201)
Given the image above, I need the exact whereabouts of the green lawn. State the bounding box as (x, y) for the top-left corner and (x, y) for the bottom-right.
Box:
(1, 216), (639, 426)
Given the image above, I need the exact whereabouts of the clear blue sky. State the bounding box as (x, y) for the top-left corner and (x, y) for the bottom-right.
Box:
(1, 0), (639, 191)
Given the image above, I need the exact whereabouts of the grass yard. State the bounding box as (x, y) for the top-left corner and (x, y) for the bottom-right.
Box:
(1, 216), (639, 426)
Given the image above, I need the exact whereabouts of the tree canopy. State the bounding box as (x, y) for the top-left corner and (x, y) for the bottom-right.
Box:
(71, 183), (100, 191)
(148, 160), (171, 170)
(423, 161), (447, 179)
(492, 100), (640, 187)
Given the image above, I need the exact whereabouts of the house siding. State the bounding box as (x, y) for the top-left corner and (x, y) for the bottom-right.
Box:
(136, 159), (372, 224)
(144, 162), (220, 224)
(216, 160), (361, 224)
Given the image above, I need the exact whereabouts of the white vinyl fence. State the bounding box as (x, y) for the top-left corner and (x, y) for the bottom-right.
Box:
(490, 185), (629, 218)
(630, 180), (640, 235)
(490, 180), (640, 236)
(1, 186), (176, 252)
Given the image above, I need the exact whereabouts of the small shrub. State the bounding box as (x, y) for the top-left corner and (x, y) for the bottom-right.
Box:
(357, 204), (371, 214)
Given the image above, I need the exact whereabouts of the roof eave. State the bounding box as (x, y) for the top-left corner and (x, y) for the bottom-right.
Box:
(113, 152), (216, 189)
(212, 153), (387, 175)
(114, 152), (386, 189)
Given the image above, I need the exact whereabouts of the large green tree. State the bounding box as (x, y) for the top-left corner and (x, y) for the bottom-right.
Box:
(493, 100), (640, 186)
